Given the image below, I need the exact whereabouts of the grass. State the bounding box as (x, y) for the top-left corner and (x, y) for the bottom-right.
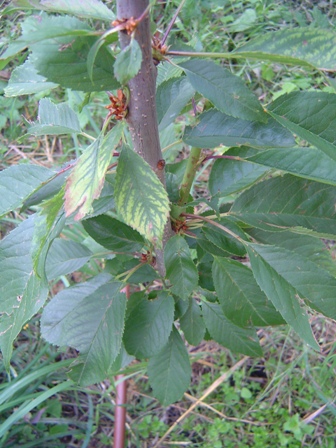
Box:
(0, 317), (335, 447)
(1, 0), (336, 446)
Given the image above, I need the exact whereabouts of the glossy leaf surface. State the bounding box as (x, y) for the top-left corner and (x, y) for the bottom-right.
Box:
(83, 215), (144, 253)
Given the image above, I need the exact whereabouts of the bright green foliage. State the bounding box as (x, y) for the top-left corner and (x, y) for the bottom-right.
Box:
(28, 98), (81, 135)
(1, 1), (336, 407)
(38, 0), (115, 21)
(5, 59), (58, 96)
(115, 146), (170, 245)
(234, 28), (336, 70)
(65, 124), (122, 220)
(114, 38), (142, 85)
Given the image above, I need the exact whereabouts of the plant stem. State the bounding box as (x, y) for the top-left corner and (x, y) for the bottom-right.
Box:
(113, 284), (130, 448)
(166, 50), (233, 59)
(161, 0), (187, 46)
(117, 0), (172, 276)
(178, 147), (202, 206)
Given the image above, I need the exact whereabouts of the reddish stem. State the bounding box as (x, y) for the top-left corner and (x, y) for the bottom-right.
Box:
(113, 284), (130, 448)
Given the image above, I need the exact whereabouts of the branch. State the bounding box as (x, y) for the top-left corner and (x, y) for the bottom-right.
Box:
(116, 0), (172, 276)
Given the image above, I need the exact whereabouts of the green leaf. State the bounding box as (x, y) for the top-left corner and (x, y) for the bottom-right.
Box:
(247, 146), (336, 186)
(157, 60), (183, 86)
(28, 98), (81, 135)
(209, 147), (269, 197)
(180, 298), (206, 346)
(83, 215), (144, 253)
(114, 38), (142, 85)
(212, 257), (284, 327)
(123, 291), (175, 358)
(0, 164), (54, 218)
(1, 14), (93, 62)
(249, 229), (336, 277)
(202, 219), (247, 257)
(115, 146), (170, 245)
(31, 189), (65, 277)
(87, 30), (119, 81)
(148, 326), (191, 405)
(180, 59), (266, 122)
(45, 239), (92, 280)
(268, 92), (336, 162)
(39, 0), (115, 21)
(202, 302), (262, 356)
(27, 16), (119, 92)
(0, 217), (49, 367)
(5, 58), (58, 96)
(183, 109), (295, 149)
(65, 124), (122, 220)
(246, 244), (319, 350)
(231, 175), (336, 237)
(233, 28), (336, 71)
(164, 235), (199, 300)
(41, 276), (126, 385)
(247, 242), (336, 321)
(156, 77), (195, 131)
(23, 168), (70, 209)
(230, 8), (257, 33)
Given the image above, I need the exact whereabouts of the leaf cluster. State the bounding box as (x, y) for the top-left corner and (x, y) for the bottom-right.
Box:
(1, 0), (336, 405)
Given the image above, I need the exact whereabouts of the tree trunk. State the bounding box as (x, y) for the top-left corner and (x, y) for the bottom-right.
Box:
(116, 0), (172, 275)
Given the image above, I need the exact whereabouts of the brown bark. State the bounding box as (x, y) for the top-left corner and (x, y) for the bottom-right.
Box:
(116, 0), (164, 181)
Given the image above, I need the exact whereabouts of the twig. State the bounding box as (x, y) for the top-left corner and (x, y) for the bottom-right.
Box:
(161, 0), (187, 46)
(113, 284), (130, 448)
